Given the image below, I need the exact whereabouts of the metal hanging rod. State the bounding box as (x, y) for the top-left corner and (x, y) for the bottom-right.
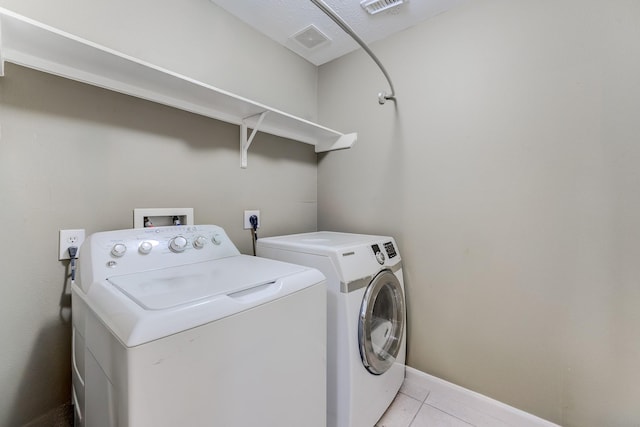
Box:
(310, 0), (396, 105)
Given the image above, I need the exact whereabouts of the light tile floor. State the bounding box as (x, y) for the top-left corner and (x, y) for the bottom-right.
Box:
(375, 368), (559, 427)
(376, 379), (473, 427)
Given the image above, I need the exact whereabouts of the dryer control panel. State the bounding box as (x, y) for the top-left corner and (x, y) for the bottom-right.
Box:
(383, 241), (397, 259)
(371, 241), (397, 265)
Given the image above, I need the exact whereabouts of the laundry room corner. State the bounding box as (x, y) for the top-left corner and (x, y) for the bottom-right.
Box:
(316, 0), (640, 426)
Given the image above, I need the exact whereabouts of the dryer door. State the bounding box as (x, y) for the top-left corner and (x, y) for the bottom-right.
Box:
(358, 269), (405, 375)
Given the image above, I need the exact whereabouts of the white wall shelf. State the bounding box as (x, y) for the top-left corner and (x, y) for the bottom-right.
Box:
(0, 8), (356, 168)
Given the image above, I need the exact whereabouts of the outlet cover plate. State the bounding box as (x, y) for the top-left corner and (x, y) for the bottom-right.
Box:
(59, 229), (86, 260)
(243, 210), (260, 229)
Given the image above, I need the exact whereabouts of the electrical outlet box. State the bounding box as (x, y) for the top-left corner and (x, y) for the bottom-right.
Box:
(59, 229), (86, 260)
(244, 210), (260, 230)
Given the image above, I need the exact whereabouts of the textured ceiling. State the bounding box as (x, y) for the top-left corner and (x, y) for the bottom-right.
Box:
(210, 0), (469, 65)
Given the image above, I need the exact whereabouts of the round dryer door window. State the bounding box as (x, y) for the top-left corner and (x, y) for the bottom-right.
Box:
(358, 269), (405, 375)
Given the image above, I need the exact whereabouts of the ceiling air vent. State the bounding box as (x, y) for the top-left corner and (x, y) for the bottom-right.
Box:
(360, 0), (407, 15)
(291, 25), (331, 50)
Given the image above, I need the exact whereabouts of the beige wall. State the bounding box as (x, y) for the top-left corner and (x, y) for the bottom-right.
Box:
(317, 0), (640, 425)
(0, 0), (318, 119)
(0, 2), (318, 425)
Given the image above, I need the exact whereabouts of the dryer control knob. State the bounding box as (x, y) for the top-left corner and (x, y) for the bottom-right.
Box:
(138, 241), (153, 254)
(375, 251), (385, 265)
(169, 236), (188, 253)
(193, 235), (207, 249)
(111, 243), (127, 258)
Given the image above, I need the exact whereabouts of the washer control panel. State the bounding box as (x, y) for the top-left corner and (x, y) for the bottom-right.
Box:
(77, 225), (241, 293)
(100, 226), (231, 259)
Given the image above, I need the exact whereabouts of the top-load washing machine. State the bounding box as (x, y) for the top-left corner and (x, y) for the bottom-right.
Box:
(257, 232), (406, 427)
(71, 225), (327, 427)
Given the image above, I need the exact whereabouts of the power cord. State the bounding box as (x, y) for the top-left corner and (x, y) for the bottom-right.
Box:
(249, 215), (258, 256)
(68, 246), (78, 284)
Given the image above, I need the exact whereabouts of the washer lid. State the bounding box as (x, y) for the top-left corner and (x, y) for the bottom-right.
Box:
(77, 254), (326, 347)
(107, 255), (308, 310)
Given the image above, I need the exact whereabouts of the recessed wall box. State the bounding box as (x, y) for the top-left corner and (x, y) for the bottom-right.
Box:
(133, 208), (194, 228)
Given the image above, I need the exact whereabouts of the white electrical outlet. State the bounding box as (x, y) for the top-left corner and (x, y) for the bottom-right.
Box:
(59, 229), (86, 260)
(243, 210), (260, 230)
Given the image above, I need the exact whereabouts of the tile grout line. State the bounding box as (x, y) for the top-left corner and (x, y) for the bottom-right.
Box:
(406, 390), (428, 427)
(404, 385), (476, 427)
(422, 401), (476, 427)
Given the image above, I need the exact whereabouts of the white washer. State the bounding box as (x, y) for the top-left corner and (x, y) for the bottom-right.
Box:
(257, 232), (406, 427)
(71, 225), (326, 427)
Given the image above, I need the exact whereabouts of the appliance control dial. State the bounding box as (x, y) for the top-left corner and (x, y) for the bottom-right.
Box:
(193, 235), (207, 249)
(211, 233), (222, 245)
(138, 241), (153, 254)
(111, 243), (127, 258)
(375, 251), (385, 265)
(169, 236), (188, 253)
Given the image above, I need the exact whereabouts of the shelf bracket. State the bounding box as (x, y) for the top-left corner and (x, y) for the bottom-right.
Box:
(240, 111), (269, 169)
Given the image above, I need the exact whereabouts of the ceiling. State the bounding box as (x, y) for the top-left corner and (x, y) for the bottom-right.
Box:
(210, 0), (469, 66)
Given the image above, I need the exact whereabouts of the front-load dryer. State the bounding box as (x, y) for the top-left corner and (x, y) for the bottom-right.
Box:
(257, 232), (406, 427)
(71, 225), (327, 427)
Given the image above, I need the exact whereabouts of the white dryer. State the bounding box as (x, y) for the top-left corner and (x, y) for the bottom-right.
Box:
(257, 232), (406, 427)
(71, 225), (326, 427)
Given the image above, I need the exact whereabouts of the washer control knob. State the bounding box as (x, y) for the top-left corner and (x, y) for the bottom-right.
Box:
(111, 243), (127, 258)
(138, 241), (153, 254)
(211, 233), (222, 245)
(169, 236), (188, 253)
(193, 235), (207, 249)
(375, 251), (385, 265)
